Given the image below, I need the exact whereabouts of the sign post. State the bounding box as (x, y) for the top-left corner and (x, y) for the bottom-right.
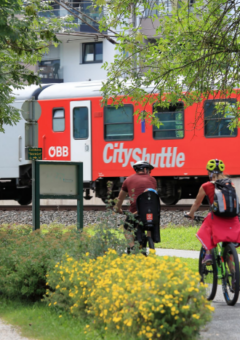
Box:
(32, 161), (83, 231)
(21, 98), (42, 230)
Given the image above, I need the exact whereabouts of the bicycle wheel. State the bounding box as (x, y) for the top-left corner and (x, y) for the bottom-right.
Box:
(199, 247), (218, 301)
(222, 243), (239, 306)
(147, 236), (154, 249)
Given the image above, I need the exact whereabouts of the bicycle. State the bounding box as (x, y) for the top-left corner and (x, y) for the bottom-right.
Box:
(123, 211), (155, 254)
(122, 189), (161, 255)
(184, 213), (240, 306)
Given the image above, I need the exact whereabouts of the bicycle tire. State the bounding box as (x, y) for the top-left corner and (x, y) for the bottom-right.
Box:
(199, 247), (218, 301)
(222, 243), (239, 306)
(147, 236), (155, 249)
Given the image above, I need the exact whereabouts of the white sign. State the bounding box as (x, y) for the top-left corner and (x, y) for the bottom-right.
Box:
(103, 143), (185, 168)
(48, 146), (69, 158)
(39, 163), (77, 195)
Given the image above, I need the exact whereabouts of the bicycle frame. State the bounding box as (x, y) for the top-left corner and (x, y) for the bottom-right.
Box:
(212, 243), (235, 280)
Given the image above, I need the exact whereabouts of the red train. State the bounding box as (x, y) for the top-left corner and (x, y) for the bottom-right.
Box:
(0, 81), (239, 204)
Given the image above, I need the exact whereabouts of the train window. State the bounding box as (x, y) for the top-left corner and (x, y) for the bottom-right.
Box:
(204, 100), (237, 137)
(73, 107), (89, 139)
(104, 105), (134, 141)
(153, 103), (184, 139)
(53, 109), (65, 132)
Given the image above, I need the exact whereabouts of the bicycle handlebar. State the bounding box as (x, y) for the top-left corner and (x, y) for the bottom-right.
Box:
(184, 212), (205, 223)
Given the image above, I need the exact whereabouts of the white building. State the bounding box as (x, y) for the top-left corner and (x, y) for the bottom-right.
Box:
(37, 1), (117, 83)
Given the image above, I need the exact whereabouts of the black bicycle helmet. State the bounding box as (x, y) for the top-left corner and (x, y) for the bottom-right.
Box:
(133, 160), (154, 172)
(206, 159), (225, 174)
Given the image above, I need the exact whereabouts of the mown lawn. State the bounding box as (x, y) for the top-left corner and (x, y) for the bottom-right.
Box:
(156, 225), (200, 250)
(0, 298), (134, 340)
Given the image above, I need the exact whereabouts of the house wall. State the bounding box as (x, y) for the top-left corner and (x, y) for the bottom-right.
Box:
(60, 38), (116, 82)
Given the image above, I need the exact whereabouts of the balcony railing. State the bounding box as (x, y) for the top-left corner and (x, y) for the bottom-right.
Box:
(37, 61), (64, 84)
(38, 2), (105, 34)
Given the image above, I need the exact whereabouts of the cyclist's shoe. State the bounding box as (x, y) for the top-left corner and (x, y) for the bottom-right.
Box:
(202, 254), (213, 265)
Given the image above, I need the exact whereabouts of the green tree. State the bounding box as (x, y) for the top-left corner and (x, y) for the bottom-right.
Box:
(92, 0), (240, 129)
(0, 0), (72, 132)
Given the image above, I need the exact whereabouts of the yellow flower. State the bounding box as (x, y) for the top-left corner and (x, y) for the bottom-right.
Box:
(54, 302), (57, 305)
(182, 305), (189, 310)
(192, 314), (200, 319)
(206, 305), (215, 312)
(59, 315), (62, 318)
(55, 285), (60, 289)
(86, 252), (89, 256)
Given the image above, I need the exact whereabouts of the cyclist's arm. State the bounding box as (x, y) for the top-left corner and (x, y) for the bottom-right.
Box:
(115, 190), (127, 213)
(188, 186), (206, 219)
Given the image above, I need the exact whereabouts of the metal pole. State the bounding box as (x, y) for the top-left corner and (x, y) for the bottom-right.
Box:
(77, 163), (83, 230)
(32, 160), (40, 230)
(32, 159), (36, 231)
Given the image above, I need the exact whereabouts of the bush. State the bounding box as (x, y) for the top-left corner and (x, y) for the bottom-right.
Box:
(45, 249), (213, 340)
(0, 215), (128, 300)
(0, 225), (82, 300)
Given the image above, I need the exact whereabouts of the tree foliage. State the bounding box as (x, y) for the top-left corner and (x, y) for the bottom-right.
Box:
(93, 0), (240, 129)
(0, 0), (72, 132)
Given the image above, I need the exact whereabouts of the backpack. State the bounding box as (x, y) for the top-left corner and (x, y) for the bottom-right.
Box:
(210, 179), (239, 217)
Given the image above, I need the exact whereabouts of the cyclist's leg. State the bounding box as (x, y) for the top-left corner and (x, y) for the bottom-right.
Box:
(196, 215), (216, 265)
(123, 215), (135, 248)
(124, 214), (140, 252)
(199, 246), (218, 301)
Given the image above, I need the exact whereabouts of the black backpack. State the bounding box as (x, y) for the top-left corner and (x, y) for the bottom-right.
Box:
(210, 179), (239, 217)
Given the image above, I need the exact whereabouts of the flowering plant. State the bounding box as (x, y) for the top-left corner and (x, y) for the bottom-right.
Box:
(45, 249), (213, 340)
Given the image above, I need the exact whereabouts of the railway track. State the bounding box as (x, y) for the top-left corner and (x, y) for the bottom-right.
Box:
(0, 204), (209, 212)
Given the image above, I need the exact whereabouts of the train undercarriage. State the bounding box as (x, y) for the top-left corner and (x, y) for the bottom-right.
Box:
(0, 173), (228, 206)
(94, 176), (210, 205)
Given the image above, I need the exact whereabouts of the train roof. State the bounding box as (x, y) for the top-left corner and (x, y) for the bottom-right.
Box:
(11, 80), (159, 102)
(38, 80), (105, 100)
(11, 85), (40, 101)
(37, 80), (157, 100)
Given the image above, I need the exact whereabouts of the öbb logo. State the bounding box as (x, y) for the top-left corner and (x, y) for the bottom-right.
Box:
(48, 146), (69, 158)
(103, 143), (185, 168)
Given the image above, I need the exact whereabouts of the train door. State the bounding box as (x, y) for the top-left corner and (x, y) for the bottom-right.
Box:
(70, 101), (92, 181)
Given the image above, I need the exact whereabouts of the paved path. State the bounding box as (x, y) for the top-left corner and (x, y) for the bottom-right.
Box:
(155, 248), (240, 260)
(0, 319), (34, 340)
(200, 288), (240, 340)
(155, 248), (240, 340)
(155, 248), (199, 258)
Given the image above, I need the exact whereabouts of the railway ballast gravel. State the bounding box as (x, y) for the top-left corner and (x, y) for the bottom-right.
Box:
(0, 209), (208, 227)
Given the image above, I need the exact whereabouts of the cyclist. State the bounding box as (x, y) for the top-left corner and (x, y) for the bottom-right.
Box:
(187, 159), (240, 264)
(115, 160), (157, 250)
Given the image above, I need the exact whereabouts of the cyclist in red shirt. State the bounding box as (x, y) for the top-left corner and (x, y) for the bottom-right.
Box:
(187, 159), (240, 264)
(115, 160), (157, 250)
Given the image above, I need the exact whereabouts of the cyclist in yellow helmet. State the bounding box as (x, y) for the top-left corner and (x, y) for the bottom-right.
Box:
(187, 159), (240, 264)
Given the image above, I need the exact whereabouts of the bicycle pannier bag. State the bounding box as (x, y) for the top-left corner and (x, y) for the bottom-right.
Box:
(211, 179), (239, 217)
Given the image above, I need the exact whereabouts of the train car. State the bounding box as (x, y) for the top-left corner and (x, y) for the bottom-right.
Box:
(0, 80), (239, 205)
(0, 85), (46, 205)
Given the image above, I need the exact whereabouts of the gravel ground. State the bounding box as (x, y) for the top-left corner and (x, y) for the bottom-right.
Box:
(0, 319), (35, 340)
(0, 209), (208, 227)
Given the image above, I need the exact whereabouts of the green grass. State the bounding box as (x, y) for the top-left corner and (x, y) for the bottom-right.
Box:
(155, 225), (200, 250)
(0, 298), (135, 340)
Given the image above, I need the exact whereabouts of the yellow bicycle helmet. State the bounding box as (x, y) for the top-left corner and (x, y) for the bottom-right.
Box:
(206, 159), (225, 173)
